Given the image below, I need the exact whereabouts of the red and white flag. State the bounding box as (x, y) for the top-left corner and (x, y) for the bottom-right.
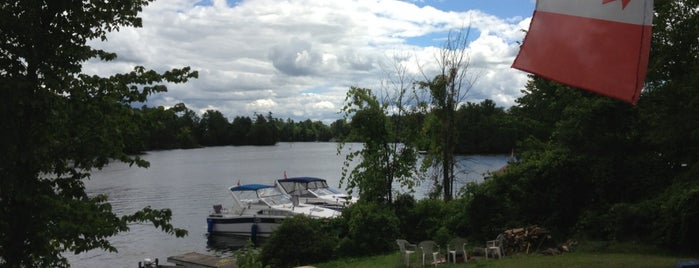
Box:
(512, 0), (654, 104)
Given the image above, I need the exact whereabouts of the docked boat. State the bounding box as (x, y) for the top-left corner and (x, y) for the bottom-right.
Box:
(276, 177), (358, 211)
(207, 183), (339, 237)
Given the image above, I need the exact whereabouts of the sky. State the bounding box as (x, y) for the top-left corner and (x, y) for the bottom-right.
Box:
(84, 0), (536, 123)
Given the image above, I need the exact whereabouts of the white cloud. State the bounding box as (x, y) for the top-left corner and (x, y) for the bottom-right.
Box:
(84, 0), (532, 123)
(246, 98), (278, 112)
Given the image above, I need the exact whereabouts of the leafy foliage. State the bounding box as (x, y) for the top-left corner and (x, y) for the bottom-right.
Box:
(235, 242), (270, 268)
(259, 0), (698, 261)
(260, 215), (337, 268)
(456, 100), (522, 154)
(0, 1), (197, 266)
(460, 0), (699, 252)
(415, 27), (478, 201)
(134, 103), (201, 151)
(128, 97), (521, 154)
(128, 105), (345, 149)
(391, 194), (470, 246)
(338, 87), (419, 203)
(335, 202), (400, 257)
(392, 193), (420, 242)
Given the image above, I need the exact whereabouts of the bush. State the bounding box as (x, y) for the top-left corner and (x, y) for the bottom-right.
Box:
(442, 197), (469, 235)
(393, 195), (454, 244)
(260, 215), (337, 267)
(411, 198), (447, 241)
(573, 167), (699, 252)
(462, 180), (513, 242)
(653, 180), (699, 251)
(574, 208), (615, 240)
(393, 193), (418, 241)
(236, 241), (269, 268)
(336, 202), (400, 257)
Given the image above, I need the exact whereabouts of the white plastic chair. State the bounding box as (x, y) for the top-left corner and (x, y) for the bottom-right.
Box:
(447, 237), (467, 263)
(418, 240), (442, 267)
(396, 239), (417, 267)
(485, 234), (504, 260)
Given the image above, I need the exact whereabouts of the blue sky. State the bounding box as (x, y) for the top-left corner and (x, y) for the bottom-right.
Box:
(86, 0), (534, 123)
(196, 0), (537, 19)
(402, 1), (535, 47)
(411, 0), (534, 18)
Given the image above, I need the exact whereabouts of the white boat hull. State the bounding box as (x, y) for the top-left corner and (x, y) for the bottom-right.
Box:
(207, 214), (286, 237)
(207, 183), (339, 238)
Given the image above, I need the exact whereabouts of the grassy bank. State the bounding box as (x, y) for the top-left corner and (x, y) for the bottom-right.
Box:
(315, 252), (692, 268)
(314, 242), (696, 268)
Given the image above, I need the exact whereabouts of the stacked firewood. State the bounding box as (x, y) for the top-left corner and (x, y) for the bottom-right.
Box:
(500, 225), (552, 254)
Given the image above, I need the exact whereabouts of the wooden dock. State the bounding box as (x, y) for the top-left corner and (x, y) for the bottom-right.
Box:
(165, 252), (236, 268)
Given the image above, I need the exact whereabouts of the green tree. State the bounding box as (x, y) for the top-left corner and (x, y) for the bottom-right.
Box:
(142, 106), (180, 149)
(296, 119), (316, 141)
(338, 87), (418, 203)
(642, 0), (699, 170)
(338, 54), (424, 203)
(330, 119), (350, 141)
(230, 116), (253, 145)
(277, 118), (294, 141)
(248, 113), (278, 145)
(313, 120), (332, 141)
(199, 110), (231, 146)
(130, 103), (200, 150)
(456, 100), (507, 153)
(417, 27), (477, 201)
(635, 0), (699, 250)
(0, 1), (195, 266)
(476, 69), (661, 235)
(171, 103), (201, 149)
(464, 0), (699, 247)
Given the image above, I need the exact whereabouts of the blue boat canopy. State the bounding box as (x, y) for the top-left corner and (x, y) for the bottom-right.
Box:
(278, 177), (326, 183)
(229, 184), (275, 191)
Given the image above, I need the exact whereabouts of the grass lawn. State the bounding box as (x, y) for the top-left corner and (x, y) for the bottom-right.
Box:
(314, 242), (697, 268)
(315, 252), (694, 268)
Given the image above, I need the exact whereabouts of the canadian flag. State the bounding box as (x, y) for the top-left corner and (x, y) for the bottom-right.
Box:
(512, 0), (654, 104)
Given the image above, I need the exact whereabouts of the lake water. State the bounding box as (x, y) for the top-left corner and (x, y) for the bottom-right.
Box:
(67, 142), (508, 267)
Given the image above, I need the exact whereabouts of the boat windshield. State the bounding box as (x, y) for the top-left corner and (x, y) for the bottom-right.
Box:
(306, 180), (329, 190)
(233, 187), (289, 205)
(252, 186), (289, 205)
(262, 194), (292, 206)
(257, 187), (284, 197)
(310, 187), (341, 196)
(234, 190), (261, 202)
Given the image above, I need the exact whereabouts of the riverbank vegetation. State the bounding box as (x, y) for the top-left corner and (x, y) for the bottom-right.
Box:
(121, 98), (519, 154)
(251, 197), (695, 267)
(249, 0), (699, 266)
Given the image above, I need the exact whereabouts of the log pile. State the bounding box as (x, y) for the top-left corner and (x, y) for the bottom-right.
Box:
(500, 225), (552, 255)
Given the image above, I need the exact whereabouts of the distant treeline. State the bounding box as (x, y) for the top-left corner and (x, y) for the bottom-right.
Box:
(126, 99), (522, 154)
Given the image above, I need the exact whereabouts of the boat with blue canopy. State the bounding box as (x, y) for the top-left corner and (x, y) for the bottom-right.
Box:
(275, 177), (357, 211)
(207, 183), (339, 237)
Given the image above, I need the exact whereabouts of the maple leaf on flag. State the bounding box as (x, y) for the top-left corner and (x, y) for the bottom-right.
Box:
(603, 0), (632, 9)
